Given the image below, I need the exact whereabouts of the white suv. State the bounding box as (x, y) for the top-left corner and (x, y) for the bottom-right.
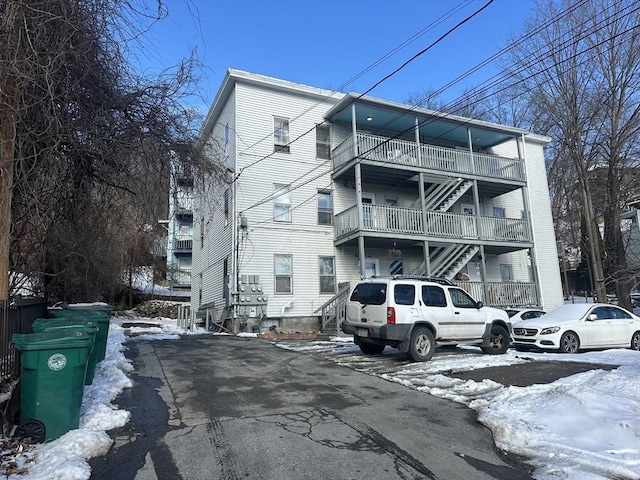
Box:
(342, 276), (512, 362)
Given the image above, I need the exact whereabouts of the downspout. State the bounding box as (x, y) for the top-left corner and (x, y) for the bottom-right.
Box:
(353, 103), (366, 278)
(518, 134), (542, 306)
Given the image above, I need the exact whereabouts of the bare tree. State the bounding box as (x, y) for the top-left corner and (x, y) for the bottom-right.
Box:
(498, 0), (640, 304)
(1, 0), (215, 304)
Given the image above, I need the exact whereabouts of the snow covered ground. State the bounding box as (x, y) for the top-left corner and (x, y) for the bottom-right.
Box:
(0, 314), (638, 479)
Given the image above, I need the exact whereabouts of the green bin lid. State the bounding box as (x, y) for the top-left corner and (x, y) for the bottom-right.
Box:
(32, 317), (98, 332)
(67, 303), (112, 312)
(13, 329), (92, 351)
(49, 309), (110, 322)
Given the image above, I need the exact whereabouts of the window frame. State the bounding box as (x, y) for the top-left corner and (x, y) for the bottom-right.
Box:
(273, 184), (291, 222)
(274, 116), (290, 153)
(315, 124), (331, 159)
(319, 256), (336, 294)
(317, 190), (333, 225)
(274, 254), (293, 294)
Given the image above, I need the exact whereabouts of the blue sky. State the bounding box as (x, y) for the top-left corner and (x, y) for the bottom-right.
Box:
(133, 0), (535, 111)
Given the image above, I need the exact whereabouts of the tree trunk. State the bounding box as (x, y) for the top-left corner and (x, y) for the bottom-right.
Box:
(0, 77), (17, 302)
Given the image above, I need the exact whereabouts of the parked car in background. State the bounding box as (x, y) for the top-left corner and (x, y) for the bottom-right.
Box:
(512, 303), (640, 353)
(504, 308), (546, 322)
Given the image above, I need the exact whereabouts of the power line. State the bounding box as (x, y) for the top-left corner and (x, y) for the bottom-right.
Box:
(241, 1), (638, 227)
(233, 0), (477, 179)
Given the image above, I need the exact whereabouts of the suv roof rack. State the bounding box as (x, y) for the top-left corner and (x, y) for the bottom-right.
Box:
(389, 275), (454, 286)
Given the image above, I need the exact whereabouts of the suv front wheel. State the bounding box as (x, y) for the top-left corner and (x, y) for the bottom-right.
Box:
(407, 326), (436, 362)
(481, 324), (510, 355)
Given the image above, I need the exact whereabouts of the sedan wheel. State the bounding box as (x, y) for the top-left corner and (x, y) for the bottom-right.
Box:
(631, 331), (640, 351)
(559, 331), (580, 353)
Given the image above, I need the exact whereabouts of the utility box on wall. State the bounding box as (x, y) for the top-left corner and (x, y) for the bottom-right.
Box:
(236, 276), (267, 318)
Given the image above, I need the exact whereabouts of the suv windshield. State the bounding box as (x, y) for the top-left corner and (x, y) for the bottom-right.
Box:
(350, 283), (387, 305)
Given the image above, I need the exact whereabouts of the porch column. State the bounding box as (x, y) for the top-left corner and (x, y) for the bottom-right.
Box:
(423, 241), (431, 276)
(472, 179), (481, 238)
(479, 245), (489, 304)
(418, 171), (430, 275)
(353, 103), (366, 278)
(467, 127), (476, 174)
(518, 134), (542, 305)
(414, 116), (421, 166)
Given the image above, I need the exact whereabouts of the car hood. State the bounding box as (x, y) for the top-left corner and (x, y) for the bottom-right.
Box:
(513, 316), (580, 328)
(483, 306), (510, 321)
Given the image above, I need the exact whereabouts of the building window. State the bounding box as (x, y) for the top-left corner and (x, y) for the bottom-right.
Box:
(274, 117), (290, 153)
(224, 189), (230, 226)
(317, 190), (333, 225)
(493, 207), (506, 218)
(316, 125), (330, 159)
(500, 264), (513, 282)
(319, 256), (336, 294)
(274, 184), (291, 222)
(223, 257), (228, 299)
(275, 255), (293, 293)
(200, 216), (204, 246)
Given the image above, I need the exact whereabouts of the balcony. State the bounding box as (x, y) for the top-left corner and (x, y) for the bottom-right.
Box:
(335, 204), (530, 244)
(171, 269), (191, 287)
(332, 132), (525, 183)
(174, 234), (193, 251)
(455, 281), (540, 308)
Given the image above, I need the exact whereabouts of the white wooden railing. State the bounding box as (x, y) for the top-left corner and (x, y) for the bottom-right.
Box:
(455, 281), (540, 307)
(335, 204), (530, 242)
(332, 132), (525, 182)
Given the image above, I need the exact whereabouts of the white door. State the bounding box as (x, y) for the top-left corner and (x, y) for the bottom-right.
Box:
(364, 258), (380, 278)
(448, 287), (486, 339)
(362, 193), (376, 229)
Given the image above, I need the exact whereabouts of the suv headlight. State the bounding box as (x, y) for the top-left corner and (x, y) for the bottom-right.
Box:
(540, 326), (561, 335)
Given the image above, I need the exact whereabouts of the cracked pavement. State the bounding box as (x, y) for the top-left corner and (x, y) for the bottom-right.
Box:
(89, 335), (532, 479)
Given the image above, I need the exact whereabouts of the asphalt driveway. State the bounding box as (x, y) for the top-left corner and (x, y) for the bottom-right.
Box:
(90, 335), (538, 480)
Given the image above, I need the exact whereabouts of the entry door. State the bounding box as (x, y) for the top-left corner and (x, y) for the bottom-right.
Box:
(364, 258), (380, 278)
(362, 193), (376, 229)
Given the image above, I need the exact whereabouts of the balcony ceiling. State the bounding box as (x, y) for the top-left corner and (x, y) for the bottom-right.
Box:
(325, 94), (527, 149)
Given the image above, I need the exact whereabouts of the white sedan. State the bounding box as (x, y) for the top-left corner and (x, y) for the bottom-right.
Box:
(512, 303), (640, 353)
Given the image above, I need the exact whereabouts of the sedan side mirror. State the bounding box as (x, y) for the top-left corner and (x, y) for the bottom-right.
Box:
(476, 301), (483, 309)
(587, 313), (598, 321)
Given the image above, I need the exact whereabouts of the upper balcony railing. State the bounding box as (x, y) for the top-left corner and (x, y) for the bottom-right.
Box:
(174, 234), (193, 251)
(335, 204), (530, 243)
(332, 132), (525, 182)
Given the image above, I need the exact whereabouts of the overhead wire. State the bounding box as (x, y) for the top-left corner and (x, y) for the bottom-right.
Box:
(237, 0), (495, 215)
(232, 0), (477, 180)
(239, 0), (638, 228)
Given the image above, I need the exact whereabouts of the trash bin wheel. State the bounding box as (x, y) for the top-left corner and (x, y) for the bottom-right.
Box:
(14, 419), (46, 443)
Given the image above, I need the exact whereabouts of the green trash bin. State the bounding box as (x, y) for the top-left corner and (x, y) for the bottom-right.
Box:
(50, 308), (111, 362)
(32, 318), (99, 385)
(12, 329), (92, 442)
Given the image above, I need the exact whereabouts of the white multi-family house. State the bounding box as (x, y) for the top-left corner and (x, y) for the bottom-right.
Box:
(165, 158), (194, 294)
(192, 69), (564, 333)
